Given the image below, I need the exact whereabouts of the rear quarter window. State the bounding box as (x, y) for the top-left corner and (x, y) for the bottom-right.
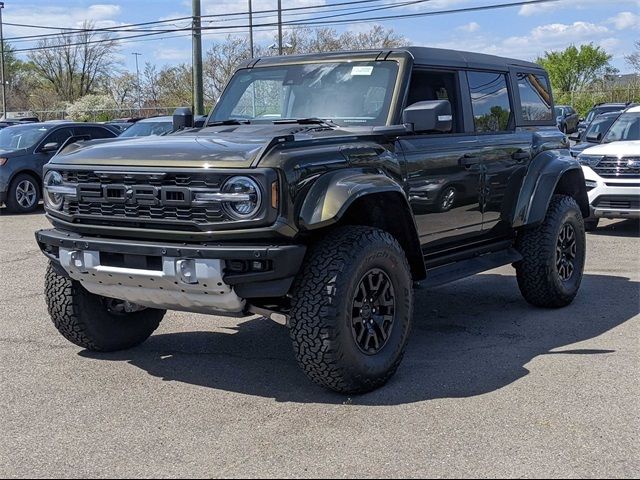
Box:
(516, 73), (553, 122)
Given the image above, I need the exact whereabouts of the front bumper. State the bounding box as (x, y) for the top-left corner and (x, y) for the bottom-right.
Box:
(36, 229), (306, 315)
(582, 166), (640, 220)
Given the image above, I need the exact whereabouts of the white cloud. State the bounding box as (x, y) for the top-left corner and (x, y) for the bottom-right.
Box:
(607, 11), (640, 30)
(457, 22), (480, 33)
(430, 20), (620, 65)
(519, 0), (639, 16)
(154, 48), (191, 62)
(5, 3), (124, 38)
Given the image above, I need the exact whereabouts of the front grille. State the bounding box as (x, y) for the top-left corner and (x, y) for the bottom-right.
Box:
(593, 195), (640, 210)
(59, 170), (233, 231)
(62, 171), (225, 188)
(593, 157), (640, 178)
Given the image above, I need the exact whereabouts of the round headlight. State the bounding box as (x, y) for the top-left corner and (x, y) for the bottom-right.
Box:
(221, 176), (262, 220)
(43, 170), (65, 210)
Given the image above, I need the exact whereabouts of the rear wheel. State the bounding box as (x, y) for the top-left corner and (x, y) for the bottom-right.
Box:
(515, 195), (586, 308)
(6, 173), (40, 213)
(289, 226), (413, 394)
(45, 263), (165, 351)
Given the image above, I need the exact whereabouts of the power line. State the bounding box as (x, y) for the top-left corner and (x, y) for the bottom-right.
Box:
(4, 0), (389, 40)
(11, 0), (561, 54)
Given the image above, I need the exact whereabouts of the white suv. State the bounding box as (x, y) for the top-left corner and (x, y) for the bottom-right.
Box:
(578, 141), (640, 230)
(577, 105), (640, 230)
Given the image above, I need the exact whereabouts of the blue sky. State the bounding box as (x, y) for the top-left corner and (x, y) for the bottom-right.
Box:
(4, 0), (639, 73)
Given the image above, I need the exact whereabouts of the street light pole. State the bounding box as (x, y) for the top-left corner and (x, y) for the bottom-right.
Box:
(132, 52), (142, 116)
(0, 2), (7, 120)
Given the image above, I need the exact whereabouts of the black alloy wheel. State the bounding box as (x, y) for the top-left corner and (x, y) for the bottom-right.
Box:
(556, 223), (577, 281)
(351, 268), (396, 355)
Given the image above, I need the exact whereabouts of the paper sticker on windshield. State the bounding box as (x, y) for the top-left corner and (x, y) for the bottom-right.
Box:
(351, 66), (374, 76)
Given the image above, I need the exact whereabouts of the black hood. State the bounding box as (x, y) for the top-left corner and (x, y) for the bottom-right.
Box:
(50, 123), (354, 168)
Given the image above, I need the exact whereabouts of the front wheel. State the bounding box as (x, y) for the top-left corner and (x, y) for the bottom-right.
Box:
(6, 173), (40, 213)
(289, 226), (413, 394)
(515, 195), (586, 308)
(45, 263), (165, 351)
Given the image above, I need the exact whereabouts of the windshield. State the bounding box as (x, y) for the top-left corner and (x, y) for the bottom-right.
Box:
(586, 106), (624, 124)
(603, 112), (640, 143)
(584, 114), (618, 141)
(212, 61), (399, 127)
(554, 107), (565, 117)
(119, 120), (173, 138)
(0, 124), (53, 150)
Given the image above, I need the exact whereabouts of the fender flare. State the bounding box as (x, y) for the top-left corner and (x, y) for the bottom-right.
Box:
(510, 150), (589, 228)
(298, 169), (409, 230)
(298, 168), (426, 280)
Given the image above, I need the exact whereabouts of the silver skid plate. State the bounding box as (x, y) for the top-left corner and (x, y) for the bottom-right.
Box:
(59, 248), (245, 314)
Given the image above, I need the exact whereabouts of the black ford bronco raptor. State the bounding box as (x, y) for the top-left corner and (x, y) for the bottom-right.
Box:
(36, 48), (589, 393)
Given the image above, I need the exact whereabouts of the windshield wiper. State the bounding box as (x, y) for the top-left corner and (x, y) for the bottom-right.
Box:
(273, 118), (338, 127)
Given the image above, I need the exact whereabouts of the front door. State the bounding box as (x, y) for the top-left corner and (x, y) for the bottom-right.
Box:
(397, 68), (485, 250)
(400, 135), (484, 249)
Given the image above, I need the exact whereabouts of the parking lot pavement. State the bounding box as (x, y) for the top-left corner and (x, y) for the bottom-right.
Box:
(0, 207), (638, 479)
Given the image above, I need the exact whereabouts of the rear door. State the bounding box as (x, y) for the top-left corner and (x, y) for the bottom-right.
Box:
(464, 70), (533, 233)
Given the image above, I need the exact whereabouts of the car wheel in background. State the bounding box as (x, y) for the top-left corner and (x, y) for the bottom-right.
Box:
(5, 173), (41, 213)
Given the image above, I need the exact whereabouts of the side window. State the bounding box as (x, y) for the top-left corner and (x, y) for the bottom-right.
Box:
(516, 73), (553, 122)
(41, 128), (74, 149)
(75, 126), (116, 139)
(406, 70), (460, 133)
(468, 71), (512, 133)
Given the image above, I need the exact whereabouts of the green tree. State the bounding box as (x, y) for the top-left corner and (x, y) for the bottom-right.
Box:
(536, 44), (617, 93)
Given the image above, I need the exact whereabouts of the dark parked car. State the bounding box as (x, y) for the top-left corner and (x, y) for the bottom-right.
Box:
(569, 110), (622, 157)
(117, 115), (208, 138)
(36, 47), (589, 394)
(554, 105), (579, 134)
(577, 103), (630, 138)
(0, 122), (118, 213)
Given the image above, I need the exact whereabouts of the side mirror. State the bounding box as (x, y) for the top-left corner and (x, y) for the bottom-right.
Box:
(403, 100), (452, 133)
(40, 142), (60, 153)
(568, 133), (580, 142)
(173, 107), (194, 131)
(585, 132), (602, 143)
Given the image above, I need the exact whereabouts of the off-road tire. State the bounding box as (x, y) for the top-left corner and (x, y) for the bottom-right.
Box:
(515, 195), (585, 308)
(45, 263), (165, 351)
(6, 173), (40, 213)
(289, 226), (413, 394)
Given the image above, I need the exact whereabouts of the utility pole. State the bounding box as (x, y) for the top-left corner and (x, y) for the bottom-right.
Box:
(248, 0), (254, 58)
(132, 52), (143, 116)
(0, 2), (7, 120)
(192, 0), (205, 116)
(277, 0), (283, 55)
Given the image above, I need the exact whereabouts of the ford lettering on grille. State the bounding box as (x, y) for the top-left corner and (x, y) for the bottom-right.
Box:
(77, 183), (192, 207)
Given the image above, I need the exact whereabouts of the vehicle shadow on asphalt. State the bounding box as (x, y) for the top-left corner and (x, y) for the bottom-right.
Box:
(588, 219), (639, 238)
(80, 272), (639, 405)
(0, 205), (45, 216)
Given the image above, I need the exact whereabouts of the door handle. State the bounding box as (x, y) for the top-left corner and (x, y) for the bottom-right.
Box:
(459, 154), (481, 167)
